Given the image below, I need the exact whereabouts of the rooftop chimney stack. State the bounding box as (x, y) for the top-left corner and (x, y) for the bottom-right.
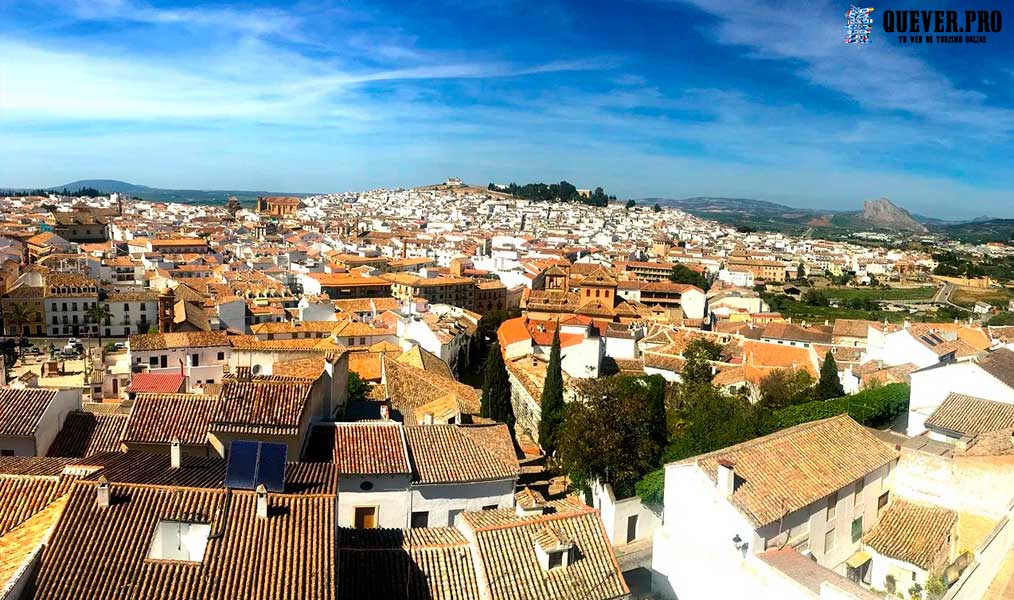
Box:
(170, 437), (182, 469)
(717, 458), (736, 497)
(256, 484), (269, 519)
(96, 476), (110, 508)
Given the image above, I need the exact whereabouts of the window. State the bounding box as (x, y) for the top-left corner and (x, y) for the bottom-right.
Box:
(0, 449), (14, 457)
(826, 491), (837, 520)
(548, 551), (564, 570)
(354, 506), (377, 529)
(482, 505), (498, 511)
(824, 527), (835, 552)
(147, 521), (211, 562)
(149, 357), (159, 366)
(217, 351), (225, 361)
(878, 491), (890, 514)
(359, 481), (374, 491)
(411, 511), (429, 528)
(853, 480), (864, 506)
(851, 517), (863, 543)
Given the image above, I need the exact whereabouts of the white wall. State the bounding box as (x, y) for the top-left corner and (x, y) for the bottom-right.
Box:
(681, 289), (707, 320)
(34, 389), (82, 456)
(590, 480), (661, 546)
(908, 362), (1014, 436)
(409, 479), (515, 527)
(337, 474), (412, 529)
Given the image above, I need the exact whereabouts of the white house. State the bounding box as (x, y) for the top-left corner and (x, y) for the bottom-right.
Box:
(589, 479), (661, 548)
(321, 421), (520, 529)
(907, 348), (1014, 437)
(652, 415), (898, 600)
(128, 331), (231, 389)
(0, 387), (82, 456)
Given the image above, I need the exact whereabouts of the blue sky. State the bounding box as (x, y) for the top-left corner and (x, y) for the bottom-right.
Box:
(1, 0), (1012, 218)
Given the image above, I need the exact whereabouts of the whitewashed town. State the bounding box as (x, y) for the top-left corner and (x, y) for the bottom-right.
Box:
(0, 178), (1012, 599)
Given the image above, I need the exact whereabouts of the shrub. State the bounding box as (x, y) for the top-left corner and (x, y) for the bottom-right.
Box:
(763, 384), (909, 433)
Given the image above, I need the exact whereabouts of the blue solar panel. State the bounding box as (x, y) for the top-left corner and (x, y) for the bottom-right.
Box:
(225, 441), (259, 489)
(257, 442), (287, 493)
(225, 441), (286, 492)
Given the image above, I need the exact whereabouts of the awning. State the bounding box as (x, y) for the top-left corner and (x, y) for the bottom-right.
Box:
(846, 550), (872, 569)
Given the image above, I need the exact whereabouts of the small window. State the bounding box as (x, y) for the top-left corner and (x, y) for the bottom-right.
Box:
(851, 517), (863, 543)
(824, 527), (835, 552)
(217, 352), (225, 361)
(548, 551), (564, 570)
(0, 449), (14, 457)
(878, 491), (890, 514)
(359, 480), (374, 491)
(853, 480), (864, 506)
(482, 505), (498, 511)
(411, 511), (429, 528)
(826, 491), (837, 520)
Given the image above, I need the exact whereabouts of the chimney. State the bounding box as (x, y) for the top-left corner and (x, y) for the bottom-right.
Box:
(170, 437), (182, 469)
(256, 484), (269, 519)
(717, 459), (736, 496)
(96, 476), (110, 508)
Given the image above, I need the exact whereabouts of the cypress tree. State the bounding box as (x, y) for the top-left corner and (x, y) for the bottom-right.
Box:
(481, 343), (514, 427)
(539, 326), (566, 456)
(816, 352), (845, 400)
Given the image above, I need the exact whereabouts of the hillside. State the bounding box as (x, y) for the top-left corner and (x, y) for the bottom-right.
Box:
(47, 180), (308, 206)
(649, 196), (937, 236)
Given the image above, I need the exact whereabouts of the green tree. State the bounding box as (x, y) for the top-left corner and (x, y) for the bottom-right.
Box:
(347, 371), (370, 403)
(816, 352), (845, 400)
(4, 303), (33, 350)
(470, 308), (521, 371)
(480, 343), (514, 427)
(669, 264), (708, 290)
(757, 368), (815, 413)
(664, 382), (758, 463)
(557, 375), (667, 498)
(538, 326), (566, 456)
(652, 203), (662, 212)
(625, 199), (636, 209)
(681, 338), (722, 385)
(801, 288), (829, 306)
(85, 303), (113, 358)
(796, 262), (805, 281)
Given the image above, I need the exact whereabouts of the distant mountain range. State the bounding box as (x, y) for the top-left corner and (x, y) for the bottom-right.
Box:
(46, 179), (310, 206)
(644, 196), (1013, 242)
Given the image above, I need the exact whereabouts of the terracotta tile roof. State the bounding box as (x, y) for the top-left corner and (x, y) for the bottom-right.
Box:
(758, 548), (879, 599)
(336, 527), (478, 600)
(864, 500), (957, 570)
(0, 493), (68, 593)
(683, 415), (898, 527)
(0, 387), (57, 438)
(271, 356), (327, 380)
(397, 345), (453, 379)
(761, 322), (832, 345)
(404, 424), (519, 484)
(461, 503), (629, 600)
(228, 334), (346, 355)
(831, 319), (877, 338)
(123, 393), (218, 446)
(329, 422), (411, 475)
(46, 412), (128, 458)
(125, 372), (186, 394)
(212, 376), (316, 437)
(924, 393), (1014, 436)
(742, 340), (818, 377)
(0, 472), (74, 540)
(250, 320), (339, 335)
(375, 359), (481, 425)
(978, 348), (1014, 390)
(128, 331), (230, 351)
(34, 483), (336, 599)
(0, 457), (78, 477)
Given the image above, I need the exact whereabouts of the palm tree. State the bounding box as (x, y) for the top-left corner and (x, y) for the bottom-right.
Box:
(5, 303), (33, 357)
(85, 303), (113, 358)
